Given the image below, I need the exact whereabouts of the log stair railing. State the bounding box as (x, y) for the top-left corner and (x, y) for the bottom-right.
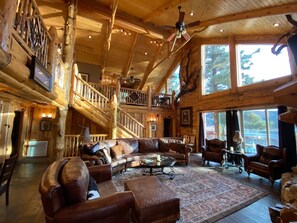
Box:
(72, 75), (145, 138)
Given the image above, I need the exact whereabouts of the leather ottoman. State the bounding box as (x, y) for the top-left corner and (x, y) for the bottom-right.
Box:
(124, 176), (180, 223)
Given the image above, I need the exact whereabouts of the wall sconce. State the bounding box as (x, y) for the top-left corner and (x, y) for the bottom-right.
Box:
(42, 113), (52, 119)
(148, 116), (156, 122)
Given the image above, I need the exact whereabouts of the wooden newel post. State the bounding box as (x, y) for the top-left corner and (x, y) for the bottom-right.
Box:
(171, 90), (176, 111)
(47, 26), (58, 79)
(147, 85), (152, 111)
(110, 93), (118, 139)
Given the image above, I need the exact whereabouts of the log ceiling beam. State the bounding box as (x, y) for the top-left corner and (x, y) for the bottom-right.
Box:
(122, 33), (139, 77)
(138, 43), (163, 90)
(191, 3), (297, 30)
(77, 1), (167, 39)
(101, 0), (119, 75)
(155, 54), (180, 93)
(143, 0), (188, 22)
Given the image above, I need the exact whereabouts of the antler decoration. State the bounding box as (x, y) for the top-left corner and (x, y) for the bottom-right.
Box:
(271, 15), (297, 55)
(174, 48), (201, 104)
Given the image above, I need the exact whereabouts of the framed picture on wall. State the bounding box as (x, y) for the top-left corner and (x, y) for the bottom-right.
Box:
(180, 107), (192, 126)
(40, 119), (52, 131)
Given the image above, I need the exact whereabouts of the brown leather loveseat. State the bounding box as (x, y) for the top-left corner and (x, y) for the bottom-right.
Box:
(81, 137), (192, 173)
(242, 144), (290, 185)
(39, 157), (134, 223)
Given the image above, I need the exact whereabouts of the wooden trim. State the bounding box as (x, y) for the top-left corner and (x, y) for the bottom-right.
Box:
(122, 33), (139, 77)
(191, 3), (297, 30)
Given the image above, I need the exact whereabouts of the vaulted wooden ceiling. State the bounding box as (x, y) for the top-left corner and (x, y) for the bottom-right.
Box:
(36, 0), (297, 90)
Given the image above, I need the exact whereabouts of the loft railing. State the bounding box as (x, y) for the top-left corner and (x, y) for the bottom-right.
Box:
(89, 83), (116, 99)
(119, 87), (147, 106)
(89, 82), (174, 108)
(13, 0), (51, 68)
(117, 107), (145, 138)
(63, 134), (108, 157)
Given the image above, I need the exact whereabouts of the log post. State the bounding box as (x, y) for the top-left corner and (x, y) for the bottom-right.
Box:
(110, 93), (118, 139)
(53, 107), (68, 161)
(0, 0), (18, 52)
(147, 85), (152, 111)
(48, 26), (59, 81)
(63, 0), (78, 101)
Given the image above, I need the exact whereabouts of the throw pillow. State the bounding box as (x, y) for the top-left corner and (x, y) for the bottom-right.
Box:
(118, 140), (139, 153)
(87, 177), (100, 200)
(96, 148), (109, 164)
(83, 142), (100, 155)
(111, 145), (124, 159)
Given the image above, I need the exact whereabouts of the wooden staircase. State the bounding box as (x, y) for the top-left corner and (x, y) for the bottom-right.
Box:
(70, 74), (145, 138)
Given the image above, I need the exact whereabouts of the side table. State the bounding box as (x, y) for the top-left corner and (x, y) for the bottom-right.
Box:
(223, 151), (243, 173)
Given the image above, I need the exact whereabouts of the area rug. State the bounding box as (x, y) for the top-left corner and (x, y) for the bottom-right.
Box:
(112, 163), (268, 223)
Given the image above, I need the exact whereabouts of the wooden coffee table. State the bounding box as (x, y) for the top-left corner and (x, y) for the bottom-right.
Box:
(139, 155), (176, 179)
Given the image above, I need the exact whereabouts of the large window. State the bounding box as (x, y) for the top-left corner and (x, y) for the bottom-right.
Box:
(204, 112), (226, 140)
(202, 45), (231, 95)
(161, 66), (180, 94)
(237, 44), (291, 86)
(242, 108), (278, 154)
(203, 108), (279, 154)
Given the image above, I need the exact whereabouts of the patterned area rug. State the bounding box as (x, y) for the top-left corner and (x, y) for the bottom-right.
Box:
(112, 160), (268, 223)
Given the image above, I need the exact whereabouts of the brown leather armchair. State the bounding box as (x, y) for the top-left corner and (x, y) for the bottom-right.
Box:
(39, 157), (134, 223)
(201, 138), (227, 165)
(242, 144), (290, 185)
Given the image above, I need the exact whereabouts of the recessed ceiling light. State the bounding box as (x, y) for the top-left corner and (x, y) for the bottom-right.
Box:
(189, 11), (194, 16)
(88, 35), (92, 39)
(144, 52), (148, 55)
(220, 29), (224, 32)
(273, 23), (280, 27)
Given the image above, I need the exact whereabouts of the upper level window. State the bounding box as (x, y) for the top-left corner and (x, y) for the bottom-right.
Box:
(161, 65), (180, 94)
(237, 44), (291, 86)
(202, 45), (231, 95)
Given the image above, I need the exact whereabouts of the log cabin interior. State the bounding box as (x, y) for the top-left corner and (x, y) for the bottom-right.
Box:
(1, 0), (297, 222)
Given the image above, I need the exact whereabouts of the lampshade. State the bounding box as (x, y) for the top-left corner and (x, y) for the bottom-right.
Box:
(233, 130), (243, 143)
(79, 127), (91, 144)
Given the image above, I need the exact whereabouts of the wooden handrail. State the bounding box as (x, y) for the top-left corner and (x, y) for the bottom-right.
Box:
(117, 107), (145, 138)
(64, 134), (108, 157)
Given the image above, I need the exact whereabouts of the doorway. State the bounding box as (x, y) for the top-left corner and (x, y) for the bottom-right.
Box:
(11, 111), (23, 157)
(163, 118), (172, 137)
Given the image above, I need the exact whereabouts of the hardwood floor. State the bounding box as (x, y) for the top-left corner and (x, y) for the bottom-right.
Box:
(0, 154), (279, 223)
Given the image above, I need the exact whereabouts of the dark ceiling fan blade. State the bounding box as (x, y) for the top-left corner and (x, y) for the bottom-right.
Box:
(186, 20), (201, 29)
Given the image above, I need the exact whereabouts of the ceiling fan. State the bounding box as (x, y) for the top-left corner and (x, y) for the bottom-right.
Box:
(167, 6), (200, 50)
(120, 68), (141, 88)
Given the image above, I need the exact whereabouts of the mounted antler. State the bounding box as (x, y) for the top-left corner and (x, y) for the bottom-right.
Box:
(271, 15), (297, 56)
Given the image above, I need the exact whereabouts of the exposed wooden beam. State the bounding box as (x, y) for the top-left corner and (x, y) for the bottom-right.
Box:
(143, 0), (188, 22)
(77, 1), (167, 39)
(190, 3), (297, 30)
(122, 33), (139, 77)
(138, 43), (163, 90)
(101, 0), (119, 75)
(155, 54), (180, 93)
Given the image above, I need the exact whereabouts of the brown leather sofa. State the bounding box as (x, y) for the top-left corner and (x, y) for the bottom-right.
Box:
(39, 157), (134, 223)
(242, 144), (290, 185)
(201, 138), (227, 165)
(81, 137), (192, 173)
